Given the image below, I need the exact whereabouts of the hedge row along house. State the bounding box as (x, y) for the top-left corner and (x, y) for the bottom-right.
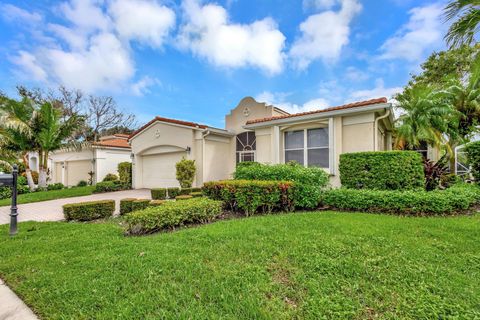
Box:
(129, 97), (395, 188)
(28, 134), (131, 186)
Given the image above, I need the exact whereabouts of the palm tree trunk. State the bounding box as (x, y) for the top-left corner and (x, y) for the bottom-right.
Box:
(38, 151), (48, 189)
(22, 153), (35, 191)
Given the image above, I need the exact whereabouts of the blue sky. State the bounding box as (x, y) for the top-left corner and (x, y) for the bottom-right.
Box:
(0, 0), (448, 128)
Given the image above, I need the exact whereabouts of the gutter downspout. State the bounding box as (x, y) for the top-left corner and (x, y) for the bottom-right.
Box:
(374, 109), (391, 151)
(201, 130), (211, 186)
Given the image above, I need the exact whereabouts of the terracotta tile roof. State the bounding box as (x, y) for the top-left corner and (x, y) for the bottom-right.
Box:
(246, 97), (389, 125)
(129, 116), (208, 140)
(113, 133), (130, 138)
(93, 137), (131, 149)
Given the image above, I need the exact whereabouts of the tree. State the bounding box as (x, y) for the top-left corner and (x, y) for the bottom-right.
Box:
(0, 96), (38, 190)
(176, 158), (196, 188)
(445, 0), (480, 48)
(33, 102), (84, 188)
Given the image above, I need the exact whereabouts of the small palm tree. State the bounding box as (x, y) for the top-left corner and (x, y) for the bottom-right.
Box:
(33, 102), (84, 188)
(445, 0), (480, 48)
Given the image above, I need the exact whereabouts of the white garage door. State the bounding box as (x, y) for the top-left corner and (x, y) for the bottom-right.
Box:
(141, 152), (185, 188)
(66, 160), (91, 187)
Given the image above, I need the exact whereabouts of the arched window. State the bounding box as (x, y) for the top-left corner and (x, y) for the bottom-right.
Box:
(236, 132), (256, 163)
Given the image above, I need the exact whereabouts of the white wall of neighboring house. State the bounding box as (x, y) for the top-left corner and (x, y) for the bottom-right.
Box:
(94, 148), (132, 183)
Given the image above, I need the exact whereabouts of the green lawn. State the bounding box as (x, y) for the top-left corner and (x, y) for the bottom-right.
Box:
(0, 186), (95, 206)
(0, 212), (479, 319)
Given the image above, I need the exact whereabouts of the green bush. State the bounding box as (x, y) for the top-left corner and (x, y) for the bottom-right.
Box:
(466, 141), (480, 182)
(176, 195), (193, 201)
(234, 162), (328, 208)
(149, 200), (166, 207)
(191, 191), (203, 198)
(94, 181), (122, 193)
(47, 183), (64, 191)
(21, 171), (38, 184)
(167, 187), (180, 199)
(131, 199), (151, 212)
(63, 200), (115, 221)
(118, 162), (132, 187)
(179, 188), (192, 195)
(151, 188), (167, 200)
(191, 187), (202, 193)
(339, 151), (425, 190)
(203, 180), (295, 216)
(17, 176), (27, 186)
(120, 198), (137, 215)
(77, 180), (88, 187)
(320, 184), (480, 215)
(103, 173), (119, 182)
(176, 157), (196, 188)
(125, 197), (223, 235)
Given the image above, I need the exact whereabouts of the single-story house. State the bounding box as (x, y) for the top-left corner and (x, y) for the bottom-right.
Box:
(129, 97), (394, 188)
(47, 134), (132, 186)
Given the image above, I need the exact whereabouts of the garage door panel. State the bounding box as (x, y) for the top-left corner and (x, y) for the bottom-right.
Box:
(142, 152), (185, 188)
(66, 160), (91, 187)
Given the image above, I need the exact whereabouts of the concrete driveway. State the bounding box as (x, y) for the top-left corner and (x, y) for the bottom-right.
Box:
(0, 189), (151, 225)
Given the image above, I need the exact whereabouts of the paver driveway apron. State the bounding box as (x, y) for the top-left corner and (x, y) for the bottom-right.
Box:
(0, 189), (151, 225)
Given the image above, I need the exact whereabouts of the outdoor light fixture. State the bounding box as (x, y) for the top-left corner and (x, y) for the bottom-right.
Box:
(186, 146), (191, 154)
(130, 153), (135, 160)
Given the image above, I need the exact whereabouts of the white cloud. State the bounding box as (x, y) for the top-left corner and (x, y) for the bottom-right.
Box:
(255, 91), (330, 114)
(110, 0), (175, 47)
(58, 0), (111, 32)
(11, 51), (48, 82)
(131, 76), (161, 96)
(177, 0), (286, 74)
(348, 78), (402, 102)
(344, 66), (369, 81)
(290, 0), (362, 69)
(1, 3), (42, 24)
(379, 3), (445, 62)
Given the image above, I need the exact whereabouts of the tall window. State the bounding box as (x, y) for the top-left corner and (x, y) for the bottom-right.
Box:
(236, 132), (256, 163)
(284, 128), (329, 168)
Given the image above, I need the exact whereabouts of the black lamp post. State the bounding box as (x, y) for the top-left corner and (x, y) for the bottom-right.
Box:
(0, 165), (18, 236)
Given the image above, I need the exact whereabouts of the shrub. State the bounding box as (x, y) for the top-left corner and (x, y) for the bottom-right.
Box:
(191, 191), (203, 198)
(47, 183), (64, 191)
(203, 180), (295, 216)
(191, 187), (202, 193)
(77, 180), (88, 187)
(125, 198), (222, 235)
(466, 141), (480, 182)
(339, 151), (424, 190)
(17, 176), (27, 186)
(167, 187), (180, 199)
(176, 157), (196, 188)
(151, 188), (167, 200)
(176, 195), (193, 201)
(424, 157), (448, 191)
(21, 171), (38, 184)
(103, 173), (119, 182)
(94, 181), (122, 193)
(149, 200), (166, 207)
(120, 198), (137, 215)
(233, 162), (328, 208)
(320, 183), (480, 215)
(179, 188), (192, 195)
(118, 162), (132, 187)
(131, 199), (151, 212)
(63, 200), (115, 221)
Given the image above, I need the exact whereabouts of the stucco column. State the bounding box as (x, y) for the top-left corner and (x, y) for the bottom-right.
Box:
(272, 126), (280, 164)
(131, 153), (136, 189)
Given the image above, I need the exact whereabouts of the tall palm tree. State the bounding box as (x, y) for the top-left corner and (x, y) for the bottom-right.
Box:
(445, 0), (480, 48)
(0, 97), (37, 190)
(33, 102), (83, 188)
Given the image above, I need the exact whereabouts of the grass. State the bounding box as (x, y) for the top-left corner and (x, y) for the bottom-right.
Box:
(0, 211), (479, 319)
(0, 186), (95, 206)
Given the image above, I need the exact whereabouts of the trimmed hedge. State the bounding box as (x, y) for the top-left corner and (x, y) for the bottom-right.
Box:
(339, 151), (425, 190)
(103, 173), (118, 182)
(191, 187), (202, 193)
(63, 200), (115, 221)
(125, 197), (223, 235)
(191, 191), (203, 198)
(234, 162), (329, 208)
(320, 184), (480, 215)
(151, 188), (167, 200)
(203, 180), (295, 216)
(149, 200), (166, 207)
(179, 188), (192, 195)
(466, 141), (480, 182)
(167, 187), (180, 199)
(47, 183), (64, 191)
(94, 181), (122, 193)
(131, 199), (150, 212)
(176, 195), (193, 201)
(120, 198), (137, 215)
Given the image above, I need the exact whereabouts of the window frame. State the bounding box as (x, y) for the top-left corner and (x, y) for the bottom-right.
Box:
(284, 127), (330, 169)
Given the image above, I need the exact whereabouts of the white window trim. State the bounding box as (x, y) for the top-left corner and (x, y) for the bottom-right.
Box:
(284, 127), (330, 170)
(237, 150), (256, 163)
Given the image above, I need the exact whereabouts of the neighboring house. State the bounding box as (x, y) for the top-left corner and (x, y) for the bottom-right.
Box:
(130, 97), (394, 188)
(48, 134), (131, 186)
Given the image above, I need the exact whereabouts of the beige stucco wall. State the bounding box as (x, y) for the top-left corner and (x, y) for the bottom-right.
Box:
(94, 148), (131, 183)
(225, 97), (282, 133)
(50, 148), (94, 186)
(203, 136), (233, 182)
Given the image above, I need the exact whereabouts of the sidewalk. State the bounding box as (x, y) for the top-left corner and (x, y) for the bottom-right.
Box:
(0, 278), (38, 320)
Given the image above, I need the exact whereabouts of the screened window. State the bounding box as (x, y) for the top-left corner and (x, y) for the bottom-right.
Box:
(284, 128), (329, 168)
(236, 132), (256, 163)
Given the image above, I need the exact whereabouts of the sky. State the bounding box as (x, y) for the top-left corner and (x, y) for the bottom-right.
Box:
(0, 0), (450, 128)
